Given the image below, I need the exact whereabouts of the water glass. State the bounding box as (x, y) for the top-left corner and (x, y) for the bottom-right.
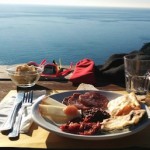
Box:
(124, 54), (150, 95)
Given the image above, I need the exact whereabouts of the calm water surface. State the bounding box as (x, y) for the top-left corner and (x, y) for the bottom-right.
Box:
(0, 4), (150, 65)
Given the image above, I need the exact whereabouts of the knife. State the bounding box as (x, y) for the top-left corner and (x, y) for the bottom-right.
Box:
(0, 92), (24, 131)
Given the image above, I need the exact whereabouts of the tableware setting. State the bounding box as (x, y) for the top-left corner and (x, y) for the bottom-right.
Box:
(6, 63), (43, 88)
(0, 90), (46, 138)
(124, 54), (150, 96)
(0, 60), (72, 138)
(31, 89), (150, 140)
(1, 55), (150, 142)
(8, 91), (33, 138)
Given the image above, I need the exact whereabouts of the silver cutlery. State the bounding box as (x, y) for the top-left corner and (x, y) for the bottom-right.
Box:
(8, 91), (33, 138)
(0, 92), (24, 131)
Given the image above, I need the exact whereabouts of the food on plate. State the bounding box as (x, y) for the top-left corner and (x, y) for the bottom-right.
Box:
(41, 96), (65, 107)
(101, 109), (146, 131)
(60, 121), (101, 135)
(82, 107), (110, 122)
(39, 105), (68, 124)
(63, 105), (80, 117)
(39, 97), (81, 124)
(60, 107), (110, 135)
(38, 91), (147, 135)
(39, 105), (80, 124)
(107, 92), (141, 116)
(62, 91), (109, 110)
(60, 92), (147, 135)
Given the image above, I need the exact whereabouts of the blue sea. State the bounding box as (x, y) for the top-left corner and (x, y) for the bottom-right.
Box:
(0, 4), (150, 65)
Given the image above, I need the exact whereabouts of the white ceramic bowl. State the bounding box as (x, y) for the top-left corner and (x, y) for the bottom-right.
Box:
(6, 64), (43, 88)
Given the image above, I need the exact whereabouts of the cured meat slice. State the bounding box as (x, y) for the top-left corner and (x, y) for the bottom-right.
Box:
(62, 91), (109, 110)
(62, 93), (86, 109)
(79, 91), (108, 109)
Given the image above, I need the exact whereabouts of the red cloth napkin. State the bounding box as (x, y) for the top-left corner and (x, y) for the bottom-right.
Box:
(69, 58), (96, 84)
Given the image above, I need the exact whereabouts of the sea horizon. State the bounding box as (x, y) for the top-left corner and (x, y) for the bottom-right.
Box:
(0, 4), (150, 65)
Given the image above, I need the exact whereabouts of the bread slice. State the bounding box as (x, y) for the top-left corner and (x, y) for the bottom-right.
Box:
(101, 109), (146, 131)
(107, 92), (141, 116)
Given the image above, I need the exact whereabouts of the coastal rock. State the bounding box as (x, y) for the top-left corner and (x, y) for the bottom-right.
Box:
(96, 42), (150, 87)
(139, 42), (150, 55)
(95, 54), (126, 87)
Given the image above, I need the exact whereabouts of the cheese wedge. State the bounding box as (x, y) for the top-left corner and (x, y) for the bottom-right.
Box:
(39, 104), (67, 124)
(39, 96), (81, 124)
(39, 104), (81, 124)
(41, 96), (65, 107)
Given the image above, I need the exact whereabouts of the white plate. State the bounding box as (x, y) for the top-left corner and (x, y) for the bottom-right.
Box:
(31, 90), (150, 140)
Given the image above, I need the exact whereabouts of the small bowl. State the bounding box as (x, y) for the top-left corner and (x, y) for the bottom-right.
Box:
(6, 64), (43, 88)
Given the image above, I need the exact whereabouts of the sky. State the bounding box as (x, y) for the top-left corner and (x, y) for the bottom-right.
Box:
(0, 0), (150, 8)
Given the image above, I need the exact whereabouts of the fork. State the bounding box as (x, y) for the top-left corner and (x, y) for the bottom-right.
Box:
(8, 91), (33, 138)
